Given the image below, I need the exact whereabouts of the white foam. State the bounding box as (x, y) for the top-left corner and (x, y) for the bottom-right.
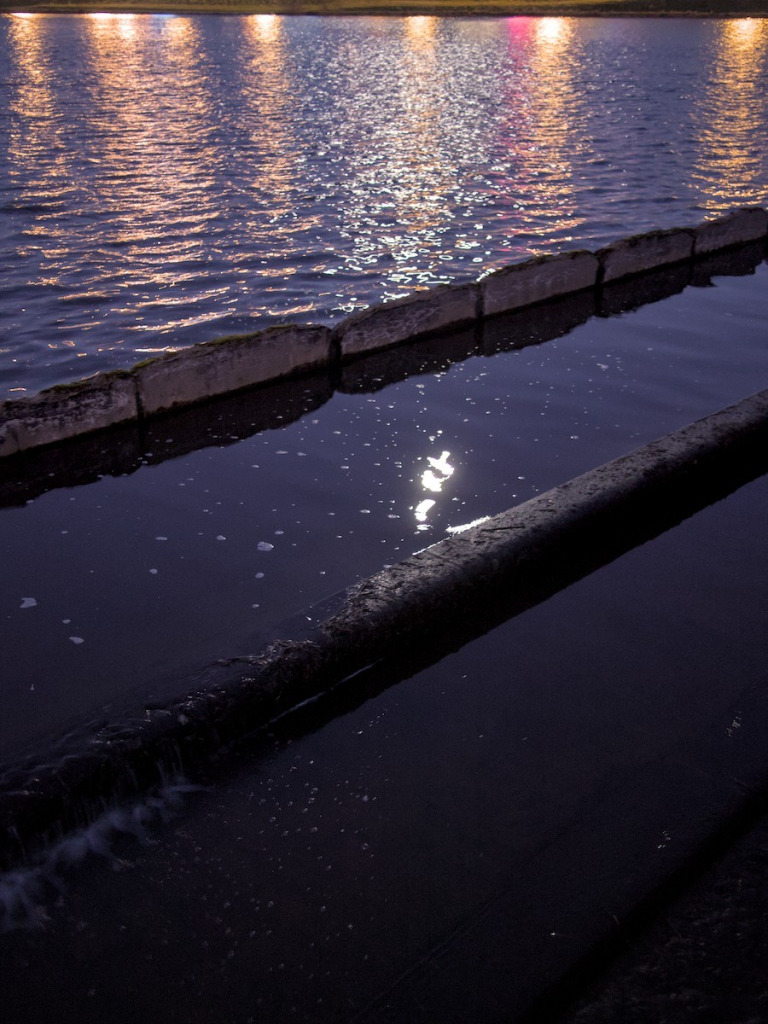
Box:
(0, 780), (204, 932)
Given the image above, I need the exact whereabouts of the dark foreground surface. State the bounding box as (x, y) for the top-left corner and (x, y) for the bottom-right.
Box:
(558, 808), (768, 1024)
(3, 2), (768, 15)
(1, 466), (767, 1022)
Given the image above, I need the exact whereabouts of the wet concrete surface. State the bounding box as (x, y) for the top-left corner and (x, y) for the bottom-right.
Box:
(557, 805), (768, 1024)
(2, 257), (768, 760)
(1, 468), (766, 1023)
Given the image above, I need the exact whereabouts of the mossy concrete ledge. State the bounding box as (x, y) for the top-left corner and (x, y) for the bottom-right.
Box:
(480, 250), (599, 318)
(598, 227), (695, 284)
(693, 206), (768, 255)
(135, 323), (333, 416)
(0, 372), (137, 457)
(1, 207), (765, 459)
(334, 281), (479, 359)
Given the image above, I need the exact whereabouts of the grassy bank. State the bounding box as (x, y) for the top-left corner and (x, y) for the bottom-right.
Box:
(2, 0), (767, 15)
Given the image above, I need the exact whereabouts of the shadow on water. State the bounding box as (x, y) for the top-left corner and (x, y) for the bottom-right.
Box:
(1, 238), (765, 513)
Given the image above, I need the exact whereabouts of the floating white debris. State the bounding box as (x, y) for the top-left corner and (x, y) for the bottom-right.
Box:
(149, 568), (158, 575)
(20, 598), (37, 609)
(62, 618), (71, 624)
(255, 572), (265, 579)
(216, 535), (227, 541)
(257, 542), (274, 552)
(69, 636), (84, 645)
(155, 536), (168, 541)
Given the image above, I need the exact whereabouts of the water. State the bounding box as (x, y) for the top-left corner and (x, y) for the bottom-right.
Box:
(2, 257), (767, 757)
(3, 470), (768, 1018)
(1, 14), (767, 396)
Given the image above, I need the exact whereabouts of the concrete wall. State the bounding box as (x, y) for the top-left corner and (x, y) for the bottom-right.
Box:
(597, 228), (694, 284)
(481, 250), (598, 317)
(0, 372), (138, 458)
(135, 324), (333, 416)
(1, 206), (766, 459)
(335, 282), (479, 359)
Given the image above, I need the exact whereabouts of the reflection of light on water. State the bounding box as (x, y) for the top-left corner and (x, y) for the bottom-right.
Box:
(75, 11), (224, 355)
(85, 13), (139, 40)
(165, 14), (195, 45)
(535, 17), (570, 45)
(7, 10), (63, 201)
(85, 12), (209, 231)
(496, 16), (582, 248)
(250, 13), (281, 43)
(339, 12), (455, 293)
(414, 450), (454, 525)
(116, 14), (138, 40)
(421, 450), (454, 493)
(405, 16), (436, 50)
(242, 13), (303, 245)
(692, 18), (768, 209)
(728, 17), (760, 41)
(415, 499), (436, 523)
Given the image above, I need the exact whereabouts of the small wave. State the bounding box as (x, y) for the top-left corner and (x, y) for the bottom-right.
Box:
(0, 778), (204, 932)
(0, 203), (65, 214)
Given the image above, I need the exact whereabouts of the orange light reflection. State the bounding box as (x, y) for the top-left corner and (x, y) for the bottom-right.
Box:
(692, 19), (768, 209)
(496, 17), (583, 251)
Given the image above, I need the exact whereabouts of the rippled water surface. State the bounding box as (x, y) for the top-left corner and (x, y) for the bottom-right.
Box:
(1, 14), (767, 394)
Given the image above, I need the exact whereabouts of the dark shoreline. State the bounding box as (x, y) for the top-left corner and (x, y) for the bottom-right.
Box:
(2, 4), (768, 17)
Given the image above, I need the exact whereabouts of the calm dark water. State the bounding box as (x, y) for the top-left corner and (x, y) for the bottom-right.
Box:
(2, 260), (767, 756)
(1, 14), (767, 395)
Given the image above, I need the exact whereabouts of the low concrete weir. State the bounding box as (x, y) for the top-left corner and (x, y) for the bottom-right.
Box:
(0, 206), (766, 458)
(480, 249), (598, 318)
(0, 371), (138, 458)
(6, 232), (758, 512)
(135, 323), (333, 416)
(2, 387), (768, 870)
(597, 227), (694, 284)
(693, 205), (768, 255)
(333, 280), (480, 359)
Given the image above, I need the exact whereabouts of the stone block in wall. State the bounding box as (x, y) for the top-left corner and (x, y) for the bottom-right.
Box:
(135, 324), (333, 416)
(335, 283), (480, 360)
(0, 371), (138, 457)
(480, 251), (598, 319)
(693, 206), (768, 256)
(598, 228), (694, 284)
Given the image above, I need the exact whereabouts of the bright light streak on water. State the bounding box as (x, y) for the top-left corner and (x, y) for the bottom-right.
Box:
(0, 14), (767, 395)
